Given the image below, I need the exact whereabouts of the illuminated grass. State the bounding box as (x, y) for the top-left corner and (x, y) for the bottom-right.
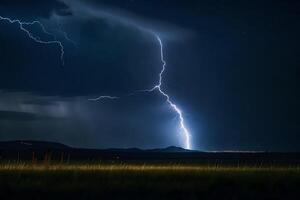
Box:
(0, 163), (299, 199)
(0, 163), (299, 172)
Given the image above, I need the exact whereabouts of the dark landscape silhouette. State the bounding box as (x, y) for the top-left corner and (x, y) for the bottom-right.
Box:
(1, 140), (300, 166)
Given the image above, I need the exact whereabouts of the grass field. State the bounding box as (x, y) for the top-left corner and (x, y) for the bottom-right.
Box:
(0, 163), (300, 200)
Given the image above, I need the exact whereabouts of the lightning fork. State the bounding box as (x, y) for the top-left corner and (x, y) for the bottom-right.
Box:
(0, 16), (65, 65)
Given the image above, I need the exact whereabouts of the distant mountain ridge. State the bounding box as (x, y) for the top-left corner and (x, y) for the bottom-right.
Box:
(0, 140), (191, 152)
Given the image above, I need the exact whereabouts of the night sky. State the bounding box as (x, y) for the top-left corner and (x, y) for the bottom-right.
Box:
(0, 0), (299, 151)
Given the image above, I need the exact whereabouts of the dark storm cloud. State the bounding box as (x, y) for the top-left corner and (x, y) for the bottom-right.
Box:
(62, 0), (194, 40)
(22, 99), (58, 106)
(0, 0), (71, 19)
(0, 111), (56, 121)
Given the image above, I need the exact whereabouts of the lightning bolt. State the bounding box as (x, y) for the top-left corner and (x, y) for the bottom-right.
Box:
(89, 95), (120, 101)
(0, 16), (65, 66)
(91, 34), (192, 150)
(148, 35), (191, 150)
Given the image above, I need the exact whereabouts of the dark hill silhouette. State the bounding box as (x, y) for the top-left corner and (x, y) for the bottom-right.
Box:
(148, 146), (193, 153)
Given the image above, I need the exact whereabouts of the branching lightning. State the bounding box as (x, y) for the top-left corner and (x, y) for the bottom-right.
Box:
(0, 16), (65, 65)
(91, 34), (192, 150)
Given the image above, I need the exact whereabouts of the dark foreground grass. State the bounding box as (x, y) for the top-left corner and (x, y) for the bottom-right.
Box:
(0, 164), (300, 200)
